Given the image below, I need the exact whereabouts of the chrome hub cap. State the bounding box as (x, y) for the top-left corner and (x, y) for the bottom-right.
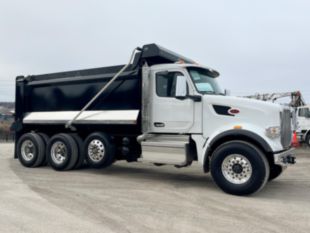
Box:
(51, 141), (68, 165)
(221, 154), (252, 184)
(21, 140), (36, 161)
(88, 139), (105, 162)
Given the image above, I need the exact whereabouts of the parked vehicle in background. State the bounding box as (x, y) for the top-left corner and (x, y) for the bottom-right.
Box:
(12, 44), (295, 195)
(296, 105), (310, 146)
(245, 91), (310, 146)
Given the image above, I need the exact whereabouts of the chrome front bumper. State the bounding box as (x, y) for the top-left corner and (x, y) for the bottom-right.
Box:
(274, 148), (296, 166)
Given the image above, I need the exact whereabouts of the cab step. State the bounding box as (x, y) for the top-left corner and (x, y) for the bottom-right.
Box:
(140, 135), (190, 165)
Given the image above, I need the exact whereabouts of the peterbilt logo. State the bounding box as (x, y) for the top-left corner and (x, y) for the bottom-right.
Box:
(228, 108), (240, 115)
(213, 105), (239, 117)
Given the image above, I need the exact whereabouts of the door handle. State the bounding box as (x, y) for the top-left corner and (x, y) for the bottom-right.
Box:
(154, 122), (165, 127)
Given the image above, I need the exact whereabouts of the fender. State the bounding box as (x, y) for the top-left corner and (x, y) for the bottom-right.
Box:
(203, 129), (273, 172)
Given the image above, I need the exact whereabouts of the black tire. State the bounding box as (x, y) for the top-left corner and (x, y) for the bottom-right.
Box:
(70, 133), (85, 169)
(38, 133), (50, 166)
(84, 132), (115, 168)
(268, 164), (283, 181)
(17, 133), (46, 168)
(306, 134), (310, 147)
(47, 133), (78, 171)
(210, 140), (270, 196)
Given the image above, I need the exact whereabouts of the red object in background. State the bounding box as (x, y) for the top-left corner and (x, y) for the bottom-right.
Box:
(291, 131), (300, 148)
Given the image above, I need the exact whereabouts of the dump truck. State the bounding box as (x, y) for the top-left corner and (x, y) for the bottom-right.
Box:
(12, 44), (295, 195)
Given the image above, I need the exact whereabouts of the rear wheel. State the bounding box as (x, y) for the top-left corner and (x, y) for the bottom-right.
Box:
(84, 132), (115, 168)
(70, 133), (85, 169)
(17, 133), (46, 168)
(47, 133), (78, 171)
(38, 133), (50, 166)
(210, 141), (270, 196)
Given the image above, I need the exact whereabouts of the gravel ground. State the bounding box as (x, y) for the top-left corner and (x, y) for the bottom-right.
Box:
(0, 143), (309, 233)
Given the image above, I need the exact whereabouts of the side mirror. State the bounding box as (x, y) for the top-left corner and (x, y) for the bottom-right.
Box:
(175, 75), (187, 98)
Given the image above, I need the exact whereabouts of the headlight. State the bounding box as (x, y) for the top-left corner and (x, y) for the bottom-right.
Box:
(265, 126), (281, 139)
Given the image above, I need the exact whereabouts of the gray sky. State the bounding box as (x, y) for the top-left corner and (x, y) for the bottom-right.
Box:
(1, 0), (310, 102)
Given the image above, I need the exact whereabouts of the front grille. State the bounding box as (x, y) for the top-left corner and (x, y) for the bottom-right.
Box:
(281, 109), (292, 149)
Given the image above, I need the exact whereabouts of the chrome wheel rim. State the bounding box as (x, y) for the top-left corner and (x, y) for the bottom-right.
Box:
(88, 139), (105, 162)
(221, 154), (252, 184)
(21, 140), (36, 161)
(51, 141), (68, 165)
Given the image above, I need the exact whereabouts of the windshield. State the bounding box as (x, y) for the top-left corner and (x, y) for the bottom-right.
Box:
(187, 67), (222, 95)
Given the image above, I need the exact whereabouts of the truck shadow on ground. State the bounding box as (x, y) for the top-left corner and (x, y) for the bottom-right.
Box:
(10, 159), (309, 202)
(79, 164), (310, 201)
(82, 163), (216, 189)
(11, 159), (216, 190)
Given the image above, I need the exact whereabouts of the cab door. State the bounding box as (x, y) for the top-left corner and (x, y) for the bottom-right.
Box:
(298, 107), (310, 130)
(150, 69), (194, 133)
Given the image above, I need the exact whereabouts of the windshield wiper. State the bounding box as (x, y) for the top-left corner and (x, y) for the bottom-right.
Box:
(200, 91), (225, 96)
(201, 91), (216, 95)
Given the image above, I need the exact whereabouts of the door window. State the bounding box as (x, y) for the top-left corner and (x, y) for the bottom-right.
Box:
(299, 108), (310, 117)
(156, 72), (183, 97)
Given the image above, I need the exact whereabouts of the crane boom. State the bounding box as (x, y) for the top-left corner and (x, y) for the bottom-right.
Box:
(245, 91), (306, 108)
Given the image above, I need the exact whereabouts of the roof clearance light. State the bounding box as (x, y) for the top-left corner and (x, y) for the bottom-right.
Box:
(234, 125), (242, 129)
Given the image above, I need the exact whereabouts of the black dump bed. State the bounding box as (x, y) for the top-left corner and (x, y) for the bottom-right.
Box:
(14, 43), (195, 120)
(17, 65), (141, 113)
(12, 44), (196, 159)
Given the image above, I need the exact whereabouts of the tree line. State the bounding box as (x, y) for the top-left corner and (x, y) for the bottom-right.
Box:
(0, 102), (15, 141)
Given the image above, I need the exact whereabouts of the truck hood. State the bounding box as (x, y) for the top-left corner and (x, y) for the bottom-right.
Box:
(202, 95), (284, 135)
(204, 95), (284, 113)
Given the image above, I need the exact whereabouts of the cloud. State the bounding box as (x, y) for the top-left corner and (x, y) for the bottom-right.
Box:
(0, 0), (310, 102)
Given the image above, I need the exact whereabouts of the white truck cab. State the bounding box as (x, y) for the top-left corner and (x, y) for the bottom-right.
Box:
(296, 105), (310, 145)
(140, 62), (295, 195)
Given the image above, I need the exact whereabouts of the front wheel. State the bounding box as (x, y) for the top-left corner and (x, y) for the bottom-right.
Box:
(210, 141), (270, 196)
(268, 165), (283, 181)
